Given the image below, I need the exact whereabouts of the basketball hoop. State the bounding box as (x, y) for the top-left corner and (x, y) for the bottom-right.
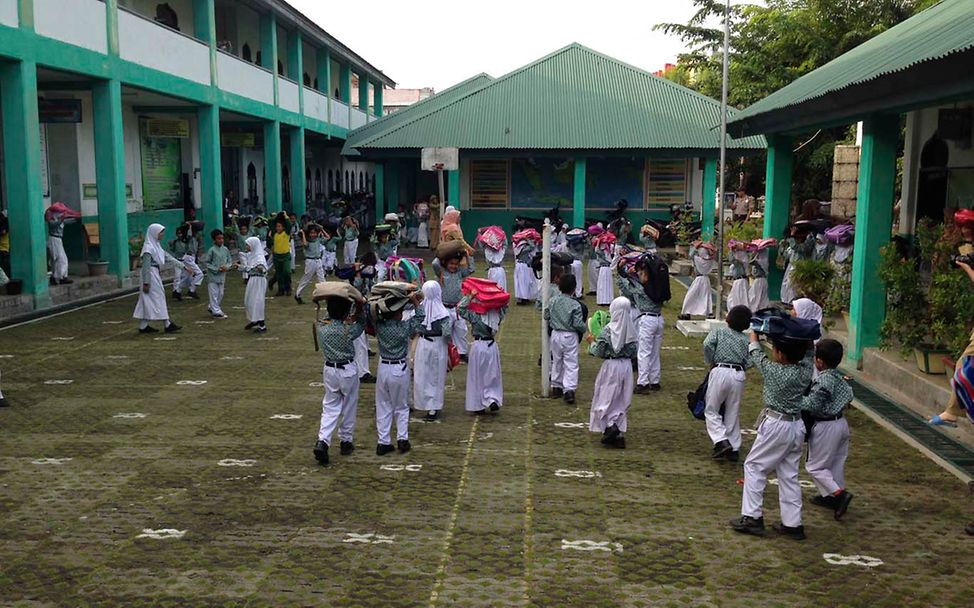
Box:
(432, 162), (444, 171)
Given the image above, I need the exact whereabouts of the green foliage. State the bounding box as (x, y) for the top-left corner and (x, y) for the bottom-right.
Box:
(724, 218), (763, 244)
(823, 263), (851, 318)
(673, 209), (696, 244)
(879, 240), (927, 356)
(790, 258), (834, 301)
(128, 233), (144, 258)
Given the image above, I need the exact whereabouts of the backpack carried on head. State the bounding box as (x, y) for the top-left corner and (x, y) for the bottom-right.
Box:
(637, 253), (671, 305)
(461, 277), (510, 313)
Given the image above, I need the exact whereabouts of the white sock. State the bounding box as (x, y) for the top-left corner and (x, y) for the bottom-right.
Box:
(138, 320), (149, 330)
(164, 320), (172, 328)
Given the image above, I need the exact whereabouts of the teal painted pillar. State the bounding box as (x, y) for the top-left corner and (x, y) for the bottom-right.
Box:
(448, 168), (460, 207)
(288, 30), (303, 115)
(373, 82), (383, 117)
(701, 157), (717, 241)
(17, 0), (34, 29)
(0, 60), (49, 306)
(573, 157), (586, 228)
(316, 47), (330, 94)
(92, 79), (129, 280)
(763, 135), (794, 300)
(848, 114), (899, 364)
(263, 121), (282, 213)
(289, 126), (306, 217)
(192, 0), (217, 87)
(387, 162), (400, 211)
(259, 12), (278, 105)
(198, 104), (223, 245)
(358, 73), (369, 112)
(339, 63), (351, 104)
(374, 164), (385, 224)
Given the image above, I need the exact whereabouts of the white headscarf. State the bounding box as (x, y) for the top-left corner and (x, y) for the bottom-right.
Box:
(483, 309), (502, 332)
(421, 280), (450, 331)
(793, 298), (823, 325)
(141, 223), (167, 266)
(245, 236), (266, 270)
(603, 297), (637, 352)
(445, 205), (456, 214)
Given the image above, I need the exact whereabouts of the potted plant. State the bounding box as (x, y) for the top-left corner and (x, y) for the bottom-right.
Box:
(87, 259), (109, 277)
(673, 209), (695, 256)
(789, 258), (834, 302)
(128, 233), (145, 271)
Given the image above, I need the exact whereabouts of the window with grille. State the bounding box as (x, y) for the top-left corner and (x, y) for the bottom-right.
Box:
(470, 160), (509, 209)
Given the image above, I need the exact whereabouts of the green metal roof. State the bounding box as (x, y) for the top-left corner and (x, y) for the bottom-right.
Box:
(343, 73), (494, 156)
(346, 43), (765, 154)
(729, 0), (974, 136)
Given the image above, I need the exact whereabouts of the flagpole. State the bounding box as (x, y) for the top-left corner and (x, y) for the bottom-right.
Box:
(715, 0), (730, 321)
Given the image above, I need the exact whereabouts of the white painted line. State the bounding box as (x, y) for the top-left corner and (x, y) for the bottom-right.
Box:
(270, 414), (302, 420)
(379, 464), (422, 472)
(561, 539), (623, 553)
(44, 379), (74, 385)
(136, 528), (186, 539)
(176, 380), (207, 386)
(554, 469), (601, 478)
(823, 553), (883, 568)
(217, 459), (257, 467)
(32, 457), (72, 465)
(113, 413), (147, 419)
(343, 532), (395, 545)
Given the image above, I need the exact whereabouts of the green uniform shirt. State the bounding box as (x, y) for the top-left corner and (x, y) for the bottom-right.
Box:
(374, 238), (397, 260)
(703, 326), (750, 368)
(204, 245), (233, 284)
(458, 295), (505, 339)
(323, 236), (340, 253)
(616, 276), (661, 314)
(415, 316), (452, 339)
(343, 226), (359, 242)
(433, 258), (476, 306)
(304, 237), (325, 259)
(171, 237), (197, 259)
(801, 368), (854, 418)
(590, 335), (637, 359)
(545, 293), (587, 334)
(515, 242), (536, 264)
(375, 309), (423, 360)
(748, 342), (814, 415)
(316, 316), (366, 363)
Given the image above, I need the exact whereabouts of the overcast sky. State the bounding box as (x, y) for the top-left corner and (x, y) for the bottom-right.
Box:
(288, 0), (710, 91)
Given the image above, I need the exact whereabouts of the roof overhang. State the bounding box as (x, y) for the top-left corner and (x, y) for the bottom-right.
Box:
(346, 147), (768, 161)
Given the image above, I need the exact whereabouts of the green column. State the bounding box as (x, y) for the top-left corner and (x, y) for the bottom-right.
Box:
(701, 157), (717, 241)
(373, 82), (383, 117)
(192, 0), (217, 87)
(358, 73), (369, 112)
(288, 29), (303, 115)
(263, 121), (282, 213)
(374, 164), (385, 224)
(316, 47), (331, 124)
(339, 63), (351, 104)
(289, 126), (306, 216)
(0, 60), (49, 306)
(763, 135), (794, 300)
(386, 161), (400, 211)
(448, 168), (460, 207)
(259, 12), (278, 105)
(92, 79), (129, 281)
(848, 114), (899, 364)
(198, 104), (223, 245)
(573, 157), (586, 228)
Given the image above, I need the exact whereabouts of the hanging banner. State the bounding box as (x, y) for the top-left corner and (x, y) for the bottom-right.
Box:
(146, 118), (190, 138)
(140, 120), (182, 212)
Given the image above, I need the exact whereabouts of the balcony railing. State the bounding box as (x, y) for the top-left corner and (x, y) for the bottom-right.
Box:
(332, 100), (350, 129)
(0, 0), (19, 27)
(34, 0), (107, 54)
(117, 7), (210, 86)
(217, 50), (274, 106)
(304, 88), (329, 124)
(279, 78), (300, 114)
(350, 107), (368, 129)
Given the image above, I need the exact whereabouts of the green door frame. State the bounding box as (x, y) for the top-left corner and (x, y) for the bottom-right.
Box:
(701, 157), (717, 241)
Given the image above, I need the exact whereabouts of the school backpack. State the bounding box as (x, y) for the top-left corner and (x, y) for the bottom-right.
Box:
(687, 370), (724, 421)
(475, 225), (507, 251)
(639, 253), (671, 305)
(461, 277), (510, 314)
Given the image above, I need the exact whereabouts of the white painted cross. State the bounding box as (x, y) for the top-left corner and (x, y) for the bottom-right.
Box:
(554, 469), (602, 479)
(379, 464), (422, 472)
(561, 539), (623, 553)
(823, 553), (883, 568)
(217, 459), (257, 467)
(32, 457), (72, 465)
(740, 429), (757, 436)
(343, 532), (395, 545)
(136, 528), (186, 540)
(113, 413), (147, 419)
(270, 414), (303, 420)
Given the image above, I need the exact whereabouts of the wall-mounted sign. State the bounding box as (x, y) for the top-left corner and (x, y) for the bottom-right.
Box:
(146, 118), (190, 139)
(82, 184), (134, 199)
(39, 98), (83, 124)
(221, 132), (256, 148)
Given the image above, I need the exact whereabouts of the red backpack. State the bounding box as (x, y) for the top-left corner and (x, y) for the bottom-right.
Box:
(461, 277), (510, 314)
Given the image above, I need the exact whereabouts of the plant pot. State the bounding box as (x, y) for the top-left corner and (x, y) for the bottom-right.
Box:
(87, 261), (109, 277)
(5, 279), (23, 295)
(914, 344), (952, 375)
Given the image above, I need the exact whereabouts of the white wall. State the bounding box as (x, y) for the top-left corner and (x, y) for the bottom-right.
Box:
(34, 0), (108, 54)
(119, 0), (195, 37)
(332, 100), (349, 129)
(118, 9), (211, 85)
(0, 0), (17, 27)
(688, 158), (703, 207)
(305, 88), (329, 124)
(217, 52), (274, 105)
(279, 79), (300, 114)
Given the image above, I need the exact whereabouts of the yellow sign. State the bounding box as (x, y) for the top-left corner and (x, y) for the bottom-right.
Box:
(221, 132), (257, 148)
(146, 118), (190, 139)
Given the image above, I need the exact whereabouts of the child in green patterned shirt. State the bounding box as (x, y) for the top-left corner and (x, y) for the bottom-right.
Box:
(702, 305), (753, 462)
(204, 230), (235, 319)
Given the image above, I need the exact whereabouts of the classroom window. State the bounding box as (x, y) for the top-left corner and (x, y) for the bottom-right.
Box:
(470, 160), (509, 209)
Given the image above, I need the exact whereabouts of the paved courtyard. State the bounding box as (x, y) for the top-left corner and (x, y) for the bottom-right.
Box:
(0, 266), (971, 607)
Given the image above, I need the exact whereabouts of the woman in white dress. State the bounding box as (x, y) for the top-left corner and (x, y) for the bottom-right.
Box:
(133, 223), (184, 334)
(242, 236), (268, 332)
(680, 241), (717, 318)
(412, 281), (453, 421)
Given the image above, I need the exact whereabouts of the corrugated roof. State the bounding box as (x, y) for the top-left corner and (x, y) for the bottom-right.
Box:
(729, 0), (974, 135)
(347, 43), (765, 153)
(342, 73), (494, 155)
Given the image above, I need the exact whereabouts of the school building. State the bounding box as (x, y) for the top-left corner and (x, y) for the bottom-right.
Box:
(345, 43), (766, 237)
(0, 0), (392, 310)
(727, 0), (974, 365)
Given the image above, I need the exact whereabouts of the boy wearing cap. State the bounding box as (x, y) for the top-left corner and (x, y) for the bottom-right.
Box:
(730, 317), (817, 540)
(803, 339), (855, 520)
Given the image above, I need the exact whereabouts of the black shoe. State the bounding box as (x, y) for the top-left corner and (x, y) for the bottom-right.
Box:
(489, 402), (500, 412)
(833, 490), (853, 520)
(172, 291), (183, 301)
(359, 373), (376, 384)
(810, 495), (838, 509)
(49, 277), (58, 286)
(59, 278), (73, 285)
(459, 354), (468, 363)
(587, 291), (596, 296)
(551, 387), (564, 399)
(730, 515), (765, 536)
(188, 291), (199, 300)
(677, 313), (690, 321)
(634, 384), (651, 394)
(712, 440), (733, 459)
(164, 323), (181, 334)
(397, 439), (411, 453)
(563, 390), (576, 405)
(610, 435), (626, 449)
(313, 440), (329, 465)
(244, 322), (256, 330)
(138, 326), (159, 334)
(376, 443), (396, 456)
(601, 424), (621, 444)
(649, 383), (661, 392)
(424, 411), (440, 421)
(726, 450), (740, 462)
(966, 522), (974, 536)
(0, 397), (9, 407)
(339, 441), (354, 456)
(255, 324), (267, 333)
(294, 295), (304, 304)
(771, 522), (806, 541)
(537, 355), (542, 367)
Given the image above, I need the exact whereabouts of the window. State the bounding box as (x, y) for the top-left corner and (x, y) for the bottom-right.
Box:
(470, 160), (509, 209)
(645, 159), (689, 209)
(327, 170), (333, 195)
(314, 169), (322, 198)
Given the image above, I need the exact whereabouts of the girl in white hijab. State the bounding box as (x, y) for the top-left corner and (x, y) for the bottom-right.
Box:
(792, 297), (824, 378)
(457, 288), (507, 415)
(133, 223), (185, 334)
(243, 236), (268, 332)
(588, 297), (638, 448)
(413, 281), (453, 421)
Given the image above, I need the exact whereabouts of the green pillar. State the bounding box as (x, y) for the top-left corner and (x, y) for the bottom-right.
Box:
(263, 121), (282, 213)
(848, 114), (899, 364)
(92, 79), (129, 280)
(1, 60), (49, 306)
(316, 47), (331, 93)
(763, 135), (794, 300)
(573, 157), (586, 228)
(358, 73), (369, 112)
(288, 29), (303, 115)
(387, 162), (400, 211)
(374, 164), (385, 224)
(448, 168), (460, 207)
(198, 104), (223, 245)
(701, 157), (717, 241)
(17, 0), (34, 30)
(259, 12), (278, 105)
(192, 0), (217, 87)
(289, 126), (306, 216)
(339, 63), (351, 104)
(373, 82), (383, 117)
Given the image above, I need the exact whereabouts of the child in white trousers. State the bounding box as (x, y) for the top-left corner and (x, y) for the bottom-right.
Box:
(374, 291), (424, 456)
(702, 306), (753, 461)
(616, 262), (665, 393)
(294, 224), (325, 304)
(545, 275), (587, 405)
(588, 297), (637, 449)
(204, 229), (234, 318)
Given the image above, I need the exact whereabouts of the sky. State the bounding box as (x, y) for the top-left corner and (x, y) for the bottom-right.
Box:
(288, 0), (708, 91)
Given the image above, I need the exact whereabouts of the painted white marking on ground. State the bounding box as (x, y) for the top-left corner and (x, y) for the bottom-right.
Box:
(554, 422), (586, 429)
(220, 356), (243, 361)
(113, 413), (147, 419)
(477, 432), (494, 440)
(44, 379), (74, 385)
(414, 418), (441, 424)
(136, 528), (186, 540)
(554, 469), (602, 479)
(217, 459), (257, 467)
(561, 539), (623, 553)
(176, 380), (208, 386)
(379, 464), (422, 472)
(50, 336), (75, 341)
(154, 337), (177, 341)
(308, 381), (325, 387)
(343, 532), (395, 545)
(101, 321), (123, 325)
(677, 366), (707, 371)
(106, 355), (129, 360)
(232, 306), (245, 310)
(195, 320), (215, 325)
(256, 336), (278, 341)
(823, 553), (883, 568)
(0, 354), (13, 358)
(740, 429), (758, 435)
(270, 414), (303, 420)
(768, 478), (817, 489)
(661, 346), (691, 350)
(32, 457), (72, 465)
(287, 321), (305, 326)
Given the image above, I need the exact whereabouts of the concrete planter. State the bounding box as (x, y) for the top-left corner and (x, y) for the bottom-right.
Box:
(914, 344), (951, 375)
(87, 261), (109, 277)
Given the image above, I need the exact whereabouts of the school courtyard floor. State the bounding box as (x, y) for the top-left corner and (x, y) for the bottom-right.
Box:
(0, 261), (972, 607)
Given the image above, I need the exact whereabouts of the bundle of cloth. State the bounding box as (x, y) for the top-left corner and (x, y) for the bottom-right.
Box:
(750, 306), (821, 342)
(592, 231), (617, 254)
(587, 309), (610, 342)
(436, 239), (468, 262)
(616, 244), (647, 277)
(566, 228), (588, 247)
(312, 281), (365, 305)
(385, 256), (425, 284)
(367, 281), (419, 318)
(461, 277), (510, 314)
(824, 224), (854, 246)
(475, 225), (506, 252)
(531, 251), (574, 278)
